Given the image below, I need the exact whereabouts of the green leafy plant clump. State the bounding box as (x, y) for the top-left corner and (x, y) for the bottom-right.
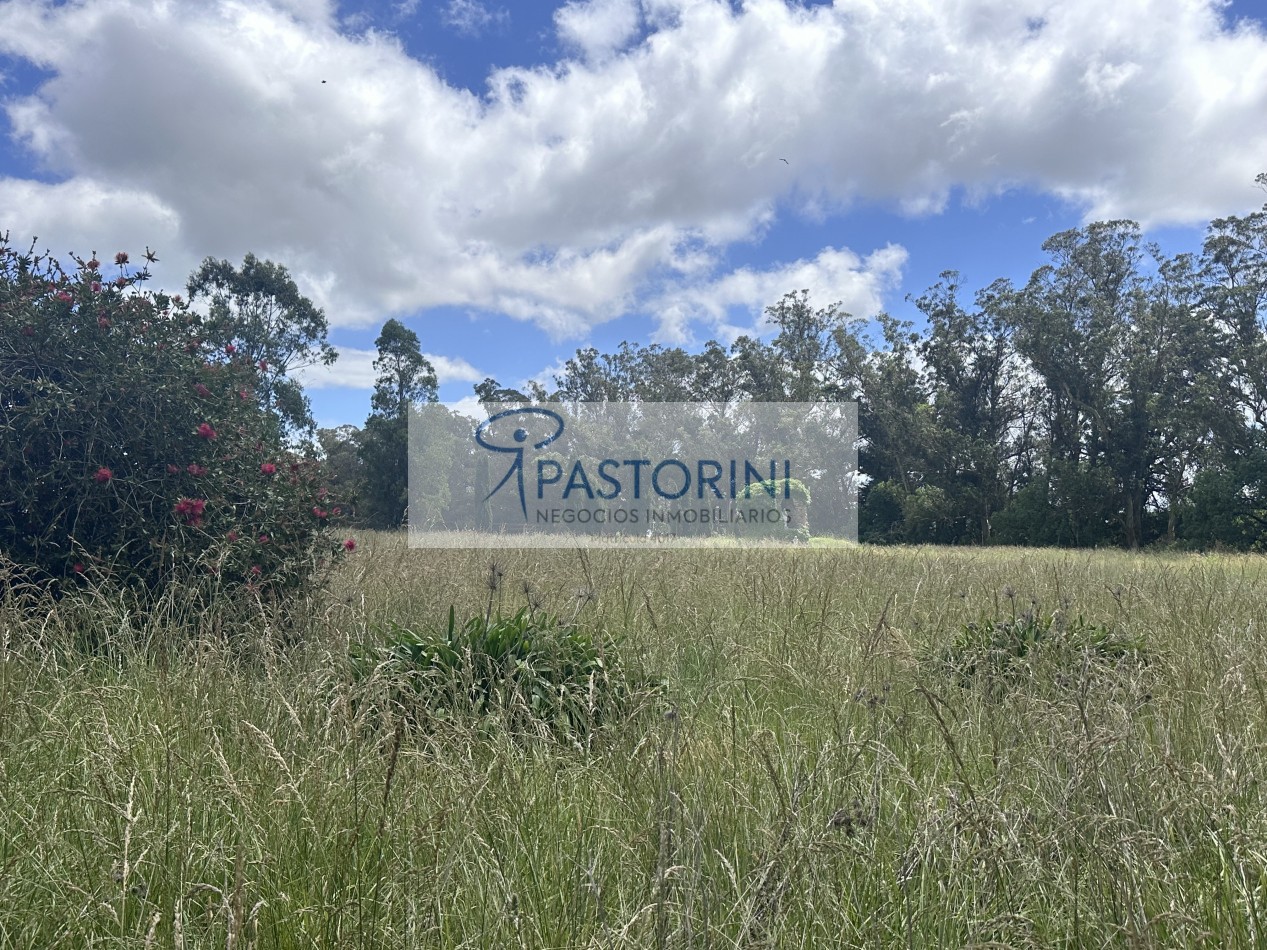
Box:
(352, 606), (660, 741)
(934, 606), (1149, 695)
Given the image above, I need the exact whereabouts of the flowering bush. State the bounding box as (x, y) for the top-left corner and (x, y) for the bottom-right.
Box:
(0, 236), (353, 601)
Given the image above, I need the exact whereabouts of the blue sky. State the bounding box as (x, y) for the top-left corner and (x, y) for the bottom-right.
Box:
(2, 0), (1266, 428)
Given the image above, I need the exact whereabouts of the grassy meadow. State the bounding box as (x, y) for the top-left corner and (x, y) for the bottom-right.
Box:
(3, 535), (1267, 947)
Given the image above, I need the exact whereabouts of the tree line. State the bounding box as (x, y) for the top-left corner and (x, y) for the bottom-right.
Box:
(331, 179), (1267, 550)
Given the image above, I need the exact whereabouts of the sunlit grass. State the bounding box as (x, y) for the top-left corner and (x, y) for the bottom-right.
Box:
(2, 535), (1266, 947)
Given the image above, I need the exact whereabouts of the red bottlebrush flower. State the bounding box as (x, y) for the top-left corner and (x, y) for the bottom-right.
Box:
(114, 276), (128, 287)
(114, 251), (128, 265)
(260, 462), (277, 475)
(343, 538), (356, 551)
(172, 294), (183, 304)
(250, 565), (262, 577)
(227, 530), (240, 542)
(173, 497), (207, 526)
(87, 258), (100, 270)
(225, 343), (236, 355)
(97, 315), (111, 329)
(312, 507), (328, 519)
(258, 534), (270, 544)
(238, 390), (250, 400)
(55, 290), (73, 303)
(93, 467), (113, 483)
(194, 383), (211, 398)
(196, 423), (217, 440)
(90, 280), (101, 293)
(186, 463), (207, 477)
(258, 359), (269, 371)
(166, 463), (181, 474)
(72, 563), (85, 574)
(332, 507), (342, 516)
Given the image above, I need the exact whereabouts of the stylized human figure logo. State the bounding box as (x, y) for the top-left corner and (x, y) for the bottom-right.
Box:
(475, 407), (566, 519)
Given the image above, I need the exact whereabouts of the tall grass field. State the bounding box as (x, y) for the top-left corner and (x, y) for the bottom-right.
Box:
(2, 534), (1266, 948)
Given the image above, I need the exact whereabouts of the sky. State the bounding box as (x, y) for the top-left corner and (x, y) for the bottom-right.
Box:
(2, 0), (1266, 428)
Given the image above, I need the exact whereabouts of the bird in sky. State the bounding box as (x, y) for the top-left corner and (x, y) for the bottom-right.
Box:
(780, 158), (789, 164)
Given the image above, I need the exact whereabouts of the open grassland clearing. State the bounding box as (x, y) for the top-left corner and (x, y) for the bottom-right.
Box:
(2, 537), (1267, 947)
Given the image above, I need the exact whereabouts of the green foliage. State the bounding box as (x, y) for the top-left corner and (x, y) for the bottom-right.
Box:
(186, 253), (337, 436)
(358, 318), (438, 529)
(730, 476), (811, 542)
(352, 606), (658, 741)
(933, 606), (1147, 697)
(0, 236), (353, 602)
(859, 479), (907, 543)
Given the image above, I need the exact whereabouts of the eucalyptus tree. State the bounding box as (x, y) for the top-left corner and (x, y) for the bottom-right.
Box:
(357, 319), (438, 529)
(187, 253), (336, 435)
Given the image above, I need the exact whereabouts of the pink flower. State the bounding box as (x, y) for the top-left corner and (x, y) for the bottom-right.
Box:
(312, 507), (328, 519)
(90, 281), (101, 293)
(196, 423), (217, 440)
(258, 360), (268, 371)
(250, 565), (262, 577)
(114, 251), (128, 265)
(186, 463), (207, 477)
(258, 534), (270, 544)
(238, 390), (250, 401)
(173, 497), (207, 526)
(343, 538), (356, 551)
(72, 563), (85, 574)
(87, 258), (100, 270)
(332, 507), (342, 516)
(97, 315), (111, 329)
(227, 530), (240, 542)
(93, 467), (113, 483)
(194, 383), (211, 398)
(260, 462), (277, 475)
(225, 343), (236, 355)
(166, 464), (181, 474)
(55, 290), (73, 303)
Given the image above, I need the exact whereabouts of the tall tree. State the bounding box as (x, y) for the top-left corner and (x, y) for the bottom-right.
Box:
(914, 273), (1028, 543)
(358, 319), (438, 529)
(187, 253), (336, 434)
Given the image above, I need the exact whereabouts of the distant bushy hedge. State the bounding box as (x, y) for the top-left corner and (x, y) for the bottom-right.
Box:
(0, 236), (352, 601)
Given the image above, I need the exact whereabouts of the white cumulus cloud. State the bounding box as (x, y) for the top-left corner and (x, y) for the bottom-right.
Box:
(0, 0), (1262, 344)
(294, 346), (483, 389)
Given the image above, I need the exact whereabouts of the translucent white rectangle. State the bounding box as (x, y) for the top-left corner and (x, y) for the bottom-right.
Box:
(408, 402), (858, 548)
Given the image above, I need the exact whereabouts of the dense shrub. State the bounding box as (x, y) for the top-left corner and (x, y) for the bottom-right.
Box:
(352, 606), (660, 741)
(732, 476), (811, 542)
(933, 606), (1147, 698)
(0, 236), (352, 602)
